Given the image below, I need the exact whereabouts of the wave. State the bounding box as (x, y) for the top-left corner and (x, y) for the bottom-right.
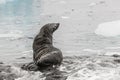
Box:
(0, 34), (23, 38)
(0, 30), (25, 40)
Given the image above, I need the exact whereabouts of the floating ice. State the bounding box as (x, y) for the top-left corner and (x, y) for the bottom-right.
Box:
(95, 20), (120, 37)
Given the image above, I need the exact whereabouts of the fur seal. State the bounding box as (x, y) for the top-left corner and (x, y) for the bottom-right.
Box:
(33, 23), (63, 70)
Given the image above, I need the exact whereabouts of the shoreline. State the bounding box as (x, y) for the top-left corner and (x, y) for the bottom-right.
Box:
(0, 54), (120, 80)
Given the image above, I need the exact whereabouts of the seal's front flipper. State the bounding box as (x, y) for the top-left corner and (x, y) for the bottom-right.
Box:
(21, 62), (38, 71)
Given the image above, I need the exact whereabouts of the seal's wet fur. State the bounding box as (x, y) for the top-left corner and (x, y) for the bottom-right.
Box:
(21, 23), (63, 71)
(33, 23), (63, 70)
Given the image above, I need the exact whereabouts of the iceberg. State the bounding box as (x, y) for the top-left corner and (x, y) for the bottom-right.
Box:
(95, 20), (120, 37)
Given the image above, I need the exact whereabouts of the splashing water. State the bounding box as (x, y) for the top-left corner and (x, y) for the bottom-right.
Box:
(1, 55), (120, 80)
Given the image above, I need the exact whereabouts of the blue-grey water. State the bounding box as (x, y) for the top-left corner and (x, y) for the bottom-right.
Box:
(0, 0), (120, 80)
(0, 0), (41, 62)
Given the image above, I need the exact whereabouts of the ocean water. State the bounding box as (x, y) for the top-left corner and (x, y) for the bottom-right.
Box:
(0, 0), (120, 80)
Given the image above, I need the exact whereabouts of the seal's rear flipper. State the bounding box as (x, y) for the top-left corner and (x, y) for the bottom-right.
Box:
(21, 62), (39, 71)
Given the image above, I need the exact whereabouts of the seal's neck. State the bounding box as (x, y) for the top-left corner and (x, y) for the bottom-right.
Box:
(36, 34), (53, 45)
(33, 34), (53, 54)
(39, 28), (53, 39)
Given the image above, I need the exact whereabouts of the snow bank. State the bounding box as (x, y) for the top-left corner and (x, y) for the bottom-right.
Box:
(95, 20), (120, 37)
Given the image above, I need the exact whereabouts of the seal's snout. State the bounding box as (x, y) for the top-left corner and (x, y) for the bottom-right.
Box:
(54, 23), (60, 29)
(56, 23), (60, 27)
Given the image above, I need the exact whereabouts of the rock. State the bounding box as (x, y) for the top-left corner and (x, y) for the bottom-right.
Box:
(0, 63), (17, 80)
(112, 54), (120, 57)
(0, 65), (11, 72)
(21, 62), (68, 80)
(45, 70), (67, 80)
(0, 74), (4, 80)
(114, 59), (120, 63)
(0, 62), (4, 64)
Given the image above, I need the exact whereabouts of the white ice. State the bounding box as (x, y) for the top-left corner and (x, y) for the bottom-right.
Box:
(95, 20), (120, 37)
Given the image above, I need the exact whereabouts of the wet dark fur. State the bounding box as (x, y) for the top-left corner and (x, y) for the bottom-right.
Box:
(33, 23), (63, 70)
(21, 23), (67, 80)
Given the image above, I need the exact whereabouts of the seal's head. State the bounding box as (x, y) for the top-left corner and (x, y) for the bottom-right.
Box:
(40, 23), (60, 35)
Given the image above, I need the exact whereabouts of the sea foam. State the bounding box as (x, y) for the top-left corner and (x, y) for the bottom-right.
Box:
(0, 55), (120, 80)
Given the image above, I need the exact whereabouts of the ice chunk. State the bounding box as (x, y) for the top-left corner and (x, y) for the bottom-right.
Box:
(95, 20), (120, 37)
